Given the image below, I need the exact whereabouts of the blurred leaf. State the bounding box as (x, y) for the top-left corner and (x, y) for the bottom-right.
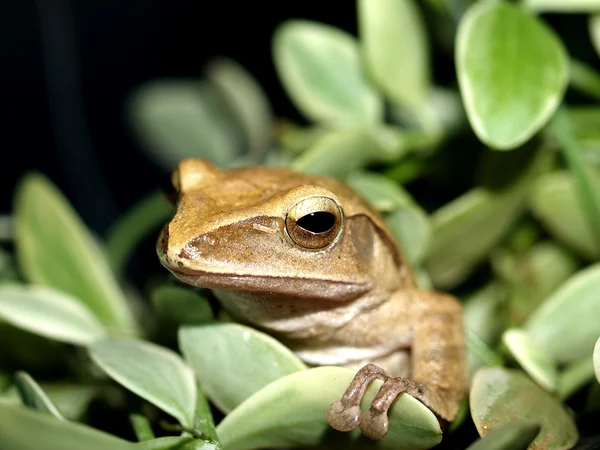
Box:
(14, 174), (138, 335)
(526, 263), (600, 364)
(569, 107), (600, 149)
(465, 421), (541, 450)
(291, 129), (378, 178)
(130, 414), (154, 442)
(569, 59), (600, 101)
(470, 367), (578, 450)
(192, 382), (221, 447)
(0, 404), (133, 450)
(206, 58), (272, 163)
(273, 20), (382, 125)
(463, 281), (508, 346)
(217, 366), (442, 450)
(466, 329), (505, 379)
(358, 0), (430, 118)
(346, 171), (414, 213)
(595, 338), (600, 384)
(151, 285), (213, 326)
(551, 109), (600, 247)
(14, 372), (64, 420)
(105, 191), (174, 278)
(491, 242), (578, 325)
(0, 215), (12, 242)
(0, 285), (106, 345)
(591, 15), (600, 59)
(525, 0), (600, 12)
(127, 80), (242, 170)
(558, 356), (595, 400)
(456, 1), (568, 149)
(531, 171), (600, 260)
(89, 338), (197, 427)
(179, 323), (306, 413)
(502, 328), (558, 391)
(386, 207), (432, 266)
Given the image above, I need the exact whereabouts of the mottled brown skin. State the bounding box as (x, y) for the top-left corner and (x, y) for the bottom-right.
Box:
(157, 158), (467, 440)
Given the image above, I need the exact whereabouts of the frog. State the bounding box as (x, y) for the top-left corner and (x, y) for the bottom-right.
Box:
(157, 158), (467, 440)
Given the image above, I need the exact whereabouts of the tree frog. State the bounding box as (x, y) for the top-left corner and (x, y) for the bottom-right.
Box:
(157, 158), (467, 440)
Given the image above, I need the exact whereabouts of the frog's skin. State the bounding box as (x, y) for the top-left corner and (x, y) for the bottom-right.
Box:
(157, 158), (467, 440)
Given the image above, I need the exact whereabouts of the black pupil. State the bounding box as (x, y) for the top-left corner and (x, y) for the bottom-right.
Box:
(296, 211), (336, 233)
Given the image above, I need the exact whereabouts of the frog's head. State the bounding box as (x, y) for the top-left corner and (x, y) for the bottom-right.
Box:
(157, 158), (409, 302)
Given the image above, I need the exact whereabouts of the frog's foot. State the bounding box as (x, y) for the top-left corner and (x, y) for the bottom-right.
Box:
(326, 364), (442, 440)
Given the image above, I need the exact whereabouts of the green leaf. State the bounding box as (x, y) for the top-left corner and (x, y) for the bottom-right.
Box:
(134, 437), (218, 450)
(530, 171), (600, 260)
(151, 285), (213, 326)
(291, 130), (378, 178)
(346, 171), (414, 213)
(558, 356), (595, 400)
(569, 59), (600, 101)
(595, 338), (600, 383)
(470, 367), (578, 450)
(525, 0), (600, 12)
(14, 174), (137, 335)
(463, 281), (508, 346)
(465, 421), (541, 450)
(127, 80), (242, 170)
(0, 404), (133, 450)
(130, 414), (155, 442)
(358, 0), (430, 117)
(14, 372), (64, 420)
(0, 285), (107, 345)
(456, 1), (568, 149)
(179, 323), (306, 413)
(526, 264), (600, 364)
(217, 366), (442, 450)
(385, 207), (432, 267)
(89, 338), (197, 427)
(591, 15), (600, 59)
(206, 58), (273, 163)
(502, 328), (558, 391)
(273, 20), (382, 125)
(105, 191), (174, 278)
(0, 215), (12, 242)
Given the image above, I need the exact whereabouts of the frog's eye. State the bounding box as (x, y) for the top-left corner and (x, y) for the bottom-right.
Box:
(285, 197), (343, 249)
(162, 169), (180, 206)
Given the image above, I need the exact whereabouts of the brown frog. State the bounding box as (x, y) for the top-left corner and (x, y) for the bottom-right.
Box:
(157, 158), (467, 440)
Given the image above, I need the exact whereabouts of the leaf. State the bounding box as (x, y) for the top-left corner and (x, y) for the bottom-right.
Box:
(385, 207), (432, 266)
(502, 328), (558, 391)
(470, 367), (578, 450)
(105, 191), (174, 278)
(206, 58), (273, 162)
(358, 0), (430, 117)
(127, 80), (242, 170)
(346, 171), (414, 213)
(14, 372), (64, 420)
(0, 404), (133, 450)
(217, 366), (442, 450)
(558, 356), (595, 400)
(463, 281), (508, 346)
(525, 0), (600, 12)
(456, 1), (568, 149)
(179, 323), (306, 413)
(89, 338), (197, 427)
(134, 437), (218, 450)
(14, 174), (137, 335)
(530, 171), (600, 260)
(0, 285), (107, 345)
(569, 59), (600, 101)
(526, 263), (600, 364)
(273, 20), (382, 125)
(465, 421), (541, 450)
(595, 337), (600, 384)
(591, 15), (600, 59)
(151, 285), (214, 325)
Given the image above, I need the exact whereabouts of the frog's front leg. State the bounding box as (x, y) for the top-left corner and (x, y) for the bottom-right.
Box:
(326, 289), (467, 440)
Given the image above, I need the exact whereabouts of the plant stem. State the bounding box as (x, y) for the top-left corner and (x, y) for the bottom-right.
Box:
(129, 413), (155, 442)
(159, 420), (218, 445)
(551, 108), (600, 248)
(569, 59), (600, 101)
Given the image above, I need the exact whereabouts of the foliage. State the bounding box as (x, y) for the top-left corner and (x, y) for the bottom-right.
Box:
(2, 1), (600, 449)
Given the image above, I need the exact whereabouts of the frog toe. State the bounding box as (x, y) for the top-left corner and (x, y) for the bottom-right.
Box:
(326, 400), (361, 432)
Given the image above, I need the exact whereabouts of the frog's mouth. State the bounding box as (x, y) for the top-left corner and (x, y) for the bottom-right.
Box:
(156, 226), (370, 301)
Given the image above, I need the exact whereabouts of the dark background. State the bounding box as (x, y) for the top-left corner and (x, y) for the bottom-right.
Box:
(1, 1), (594, 235)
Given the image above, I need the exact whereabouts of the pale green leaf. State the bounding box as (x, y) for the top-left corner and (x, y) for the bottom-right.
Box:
(14, 372), (64, 420)
(89, 338), (197, 427)
(591, 15), (600, 59)
(179, 323), (306, 413)
(14, 174), (137, 335)
(470, 367), (578, 450)
(525, 0), (600, 12)
(273, 20), (382, 125)
(465, 421), (541, 450)
(358, 0), (430, 117)
(217, 366), (442, 450)
(0, 285), (107, 345)
(456, 1), (568, 149)
(527, 264), (600, 364)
